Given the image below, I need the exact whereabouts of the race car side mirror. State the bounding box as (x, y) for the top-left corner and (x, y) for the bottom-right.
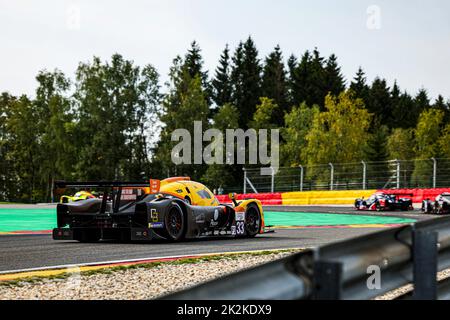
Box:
(229, 193), (238, 206)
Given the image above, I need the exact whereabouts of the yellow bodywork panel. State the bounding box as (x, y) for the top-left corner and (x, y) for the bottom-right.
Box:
(159, 179), (219, 206)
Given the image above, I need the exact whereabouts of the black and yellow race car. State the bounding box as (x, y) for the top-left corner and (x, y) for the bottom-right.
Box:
(53, 177), (265, 242)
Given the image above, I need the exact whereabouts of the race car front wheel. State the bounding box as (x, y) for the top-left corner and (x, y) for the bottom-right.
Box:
(164, 203), (186, 241)
(245, 204), (262, 237)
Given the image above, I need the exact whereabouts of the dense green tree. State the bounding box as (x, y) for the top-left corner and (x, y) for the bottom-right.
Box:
(231, 37), (262, 128)
(212, 45), (232, 108)
(155, 54), (209, 179)
(261, 45), (289, 120)
(250, 97), (279, 130)
(324, 54), (346, 97)
(414, 108), (444, 158)
(387, 128), (415, 160)
(34, 70), (73, 201)
(363, 125), (390, 162)
(0, 93), (16, 201)
(289, 50), (311, 107)
(397, 91), (417, 128)
(5, 95), (42, 202)
(412, 108), (444, 186)
(74, 54), (160, 181)
(281, 102), (320, 166)
(349, 67), (369, 101)
(366, 78), (392, 128)
(304, 91), (371, 165)
(201, 103), (240, 191)
(433, 95), (450, 124)
(286, 54), (298, 106)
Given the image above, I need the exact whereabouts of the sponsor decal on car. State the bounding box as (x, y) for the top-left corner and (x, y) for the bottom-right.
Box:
(148, 222), (164, 229)
(236, 212), (245, 221)
(195, 212), (205, 223)
(150, 208), (159, 222)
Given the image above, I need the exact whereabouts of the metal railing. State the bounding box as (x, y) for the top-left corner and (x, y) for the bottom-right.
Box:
(163, 216), (450, 300)
(243, 158), (450, 193)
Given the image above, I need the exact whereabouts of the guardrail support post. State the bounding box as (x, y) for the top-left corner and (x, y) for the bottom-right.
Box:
(313, 261), (343, 299)
(243, 167), (247, 194)
(271, 167), (275, 193)
(412, 229), (438, 300)
(329, 163), (334, 191)
(431, 157), (437, 188)
(361, 160), (367, 190)
(299, 165), (304, 192)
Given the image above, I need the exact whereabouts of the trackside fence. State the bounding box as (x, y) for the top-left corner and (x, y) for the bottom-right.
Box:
(163, 216), (450, 300)
(243, 158), (450, 193)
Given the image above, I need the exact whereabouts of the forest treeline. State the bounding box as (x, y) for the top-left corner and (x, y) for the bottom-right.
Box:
(1, 37), (449, 202)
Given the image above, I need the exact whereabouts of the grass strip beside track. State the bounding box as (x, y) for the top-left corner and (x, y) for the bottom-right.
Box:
(264, 211), (416, 226)
(0, 208), (416, 233)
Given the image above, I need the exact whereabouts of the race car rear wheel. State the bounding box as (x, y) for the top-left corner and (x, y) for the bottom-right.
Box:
(164, 203), (186, 241)
(245, 204), (261, 237)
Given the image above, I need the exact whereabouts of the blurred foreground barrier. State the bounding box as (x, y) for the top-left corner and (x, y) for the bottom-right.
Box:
(162, 216), (450, 300)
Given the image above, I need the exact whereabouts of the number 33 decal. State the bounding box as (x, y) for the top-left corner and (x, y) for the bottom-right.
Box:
(236, 221), (245, 235)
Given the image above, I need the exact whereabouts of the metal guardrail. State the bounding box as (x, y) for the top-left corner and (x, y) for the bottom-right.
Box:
(162, 216), (450, 300)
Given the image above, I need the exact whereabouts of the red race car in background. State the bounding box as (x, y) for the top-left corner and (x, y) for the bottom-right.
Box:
(355, 192), (413, 211)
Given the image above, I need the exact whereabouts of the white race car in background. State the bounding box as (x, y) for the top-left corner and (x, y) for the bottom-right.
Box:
(422, 193), (450, 214)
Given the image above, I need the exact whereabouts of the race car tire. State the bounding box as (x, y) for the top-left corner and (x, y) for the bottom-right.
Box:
(164, 202), (187, 241)
(244, 203), (262, 238)
(376, 203), (382, 212)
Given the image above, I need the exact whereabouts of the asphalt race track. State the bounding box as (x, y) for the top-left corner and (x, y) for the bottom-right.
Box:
(0, 206), (439, 273)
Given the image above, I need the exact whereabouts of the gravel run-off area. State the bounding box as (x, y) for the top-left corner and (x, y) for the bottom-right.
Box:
(0, 251), (294, 300)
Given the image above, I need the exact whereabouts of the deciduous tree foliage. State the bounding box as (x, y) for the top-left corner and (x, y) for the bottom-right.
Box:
(281, 102), (320, 167)
(303, 91), (371, 165)
(74, 54), (160, 181)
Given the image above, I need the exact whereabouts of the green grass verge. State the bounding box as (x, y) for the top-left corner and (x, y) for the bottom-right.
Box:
(0, 248), (302, 288)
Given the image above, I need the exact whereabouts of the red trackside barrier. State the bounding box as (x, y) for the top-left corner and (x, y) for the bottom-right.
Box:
(216, 193), (282, 205)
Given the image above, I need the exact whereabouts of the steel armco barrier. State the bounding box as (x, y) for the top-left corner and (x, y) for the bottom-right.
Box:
(162, 216), (450, 300)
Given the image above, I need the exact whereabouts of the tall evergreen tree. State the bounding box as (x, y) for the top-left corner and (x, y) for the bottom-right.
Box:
(398, 91), (417, 129)
(349, 67), (370, 102)
(414, 88), (431, 114)
(183, 41), (211, 105)
(212, 44), (232, 108)
(286, 54), (298, 107)
(366, 77), (392, 127)
(261, 45), (289, 120)
(324, 54), (345, 97)
(308, 48), (327, 108)
(433, 95), (450, 124)
(363, 125), (390, 162)
(230, 37), (262, 128)
(290, 50), (311, 107)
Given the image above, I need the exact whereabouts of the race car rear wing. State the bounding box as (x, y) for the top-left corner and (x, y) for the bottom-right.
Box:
(54, 180), (155, 213)
(54, 181), (152, 188)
